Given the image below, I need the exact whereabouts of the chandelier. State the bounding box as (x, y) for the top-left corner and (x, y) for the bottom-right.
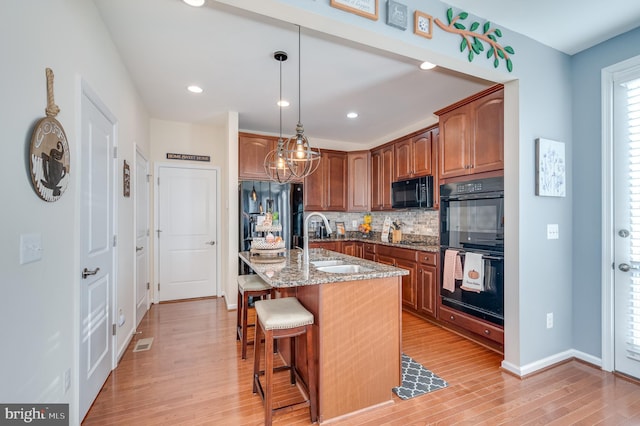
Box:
(264, 25), (320, 183)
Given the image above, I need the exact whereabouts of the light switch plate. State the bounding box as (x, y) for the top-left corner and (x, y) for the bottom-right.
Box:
(20, 233), (43, 264)
(547, 224), (559, 240)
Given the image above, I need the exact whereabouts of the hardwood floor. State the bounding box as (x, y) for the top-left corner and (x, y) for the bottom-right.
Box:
(83, 297), (640, 425)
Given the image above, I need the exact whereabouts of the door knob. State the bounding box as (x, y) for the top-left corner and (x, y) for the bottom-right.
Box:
(82, 267), (100, 279)
(136, 246), (143, 252)
(618, 263), (638, 272)
(205, 241), (216, 246)
(619, 229), (630, 238)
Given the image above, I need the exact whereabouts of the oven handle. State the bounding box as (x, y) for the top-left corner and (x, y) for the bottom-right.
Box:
(444, 249), (504, 261)
(440, 193), (504, 202)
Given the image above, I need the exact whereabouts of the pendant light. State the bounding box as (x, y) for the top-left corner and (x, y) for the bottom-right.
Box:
(264, 51), (295, 183)
(284, 25), (320, 179)
(250, 182), (257, 201)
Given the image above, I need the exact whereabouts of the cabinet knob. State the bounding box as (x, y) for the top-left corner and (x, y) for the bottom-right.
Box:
(450, 315), (455, 321)
(484, 329), (490, 335)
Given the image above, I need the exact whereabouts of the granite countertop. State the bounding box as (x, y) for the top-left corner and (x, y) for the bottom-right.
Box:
(309, 235), (440, 253)
(239, 248), (408, 288)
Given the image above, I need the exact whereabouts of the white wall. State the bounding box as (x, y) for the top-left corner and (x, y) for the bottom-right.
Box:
(0, 0), (149, 423)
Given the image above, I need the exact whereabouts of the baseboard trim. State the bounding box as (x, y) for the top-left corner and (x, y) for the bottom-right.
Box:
(501, 349), (603, 377)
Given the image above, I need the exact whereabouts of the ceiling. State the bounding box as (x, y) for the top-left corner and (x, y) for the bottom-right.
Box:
(94, 0), (640, 148)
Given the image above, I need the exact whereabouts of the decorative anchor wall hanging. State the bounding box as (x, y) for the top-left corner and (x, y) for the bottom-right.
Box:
(29, 68), (70, 202)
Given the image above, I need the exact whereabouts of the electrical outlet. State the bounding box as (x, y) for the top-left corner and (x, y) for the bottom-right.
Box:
(547, 224), (559, 240)
(546, 312), (553, 329)
(352, 220), (358, 228)
(64, 368), (71, 393)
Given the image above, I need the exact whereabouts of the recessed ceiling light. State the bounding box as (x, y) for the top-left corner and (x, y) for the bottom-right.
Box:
(187, 85), (203, 93)
(277, 100), (290, 107)
(183, 0), (205, 7)
(347, 112), (358, 119)
(420, 61), (436, 70)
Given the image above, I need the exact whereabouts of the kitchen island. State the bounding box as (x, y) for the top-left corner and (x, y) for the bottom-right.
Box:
(239, 248), (408, 423)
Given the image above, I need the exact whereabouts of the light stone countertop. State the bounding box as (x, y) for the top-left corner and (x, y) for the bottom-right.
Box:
(239, 248), (408, 288)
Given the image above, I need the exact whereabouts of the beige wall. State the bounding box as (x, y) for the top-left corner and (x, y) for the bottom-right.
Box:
(149, 118), (237, 303)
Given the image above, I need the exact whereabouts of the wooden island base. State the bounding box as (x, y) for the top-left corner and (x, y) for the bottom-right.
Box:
(278, 276), (402, 423)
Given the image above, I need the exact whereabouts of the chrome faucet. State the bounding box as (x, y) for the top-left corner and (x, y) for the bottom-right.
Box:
(303, 212), (332, 264)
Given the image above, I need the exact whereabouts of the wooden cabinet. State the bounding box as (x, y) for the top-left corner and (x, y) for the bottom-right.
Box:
(417, 251), (438, 318)
(304, 150), (347, 211)
(363, 243), (376, 261)
(347, 151), (371, 212)
(371, 145), (394, 211)
(436, 85), (504, 179)
(438, 305), (504, 346)
(308, 241), (340, 252)
(393, 129), (434, 180)
(377, 246), (418, 310)
(342, 241), (363, 258)
(238, 133), (276, 180)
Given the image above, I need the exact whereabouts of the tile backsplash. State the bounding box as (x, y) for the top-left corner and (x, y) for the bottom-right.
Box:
(306, 210), (440, 239)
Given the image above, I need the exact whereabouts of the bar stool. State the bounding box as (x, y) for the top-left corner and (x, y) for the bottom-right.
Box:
(236, 274), (272, 360)
(252, 297), (317, 426)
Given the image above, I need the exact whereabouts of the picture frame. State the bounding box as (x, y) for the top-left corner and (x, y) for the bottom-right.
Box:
(123, 160), (131, 197)
(335, 221), (346, 237)
(330, 0), (378, 21)
(535, 138), (566, 197)
(414, 10), (433, 39)
(386, 0), (408, 30)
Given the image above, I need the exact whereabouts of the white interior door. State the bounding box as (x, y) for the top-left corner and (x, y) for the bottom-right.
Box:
(157, 166), (218, 301)
(613, 67), (640, 379)
(79, 86), (116, 419)
(135, 149), (150, 326)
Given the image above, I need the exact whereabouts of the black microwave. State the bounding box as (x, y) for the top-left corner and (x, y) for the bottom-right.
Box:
(391, 176), (434, 209)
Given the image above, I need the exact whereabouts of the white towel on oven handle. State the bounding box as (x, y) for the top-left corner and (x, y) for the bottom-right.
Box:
(461, 252), (484, 293)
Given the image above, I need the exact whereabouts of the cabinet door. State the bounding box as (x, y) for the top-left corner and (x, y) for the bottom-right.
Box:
(325, 151), (347, 211)
(380, 146), (394, 209)
(396, 257), (418, 310)
(470, 89), (504, 174)
(238, 134), (275, 180)
(411, 131), (433, 177)
(394, 138), (413, 180)
(342, 241), (355, 256)
(431, 128), (440, 209)
(371, 149), (382, 210)
(304, 159), (326, 210)
(348, 151), (370, 211)
(417, 264), (437, 318)
(439, 107), (470, 179)
(308, 241), (340, 252)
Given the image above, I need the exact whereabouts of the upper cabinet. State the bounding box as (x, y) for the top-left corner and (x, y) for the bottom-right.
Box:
(238, 133), (276, 180)
(435, 85), (504, 180)
(304, 150), (347, 211)
(370, 144), (394, 211)
(394, 129), (434, 180)
(347, 150), (371, 212)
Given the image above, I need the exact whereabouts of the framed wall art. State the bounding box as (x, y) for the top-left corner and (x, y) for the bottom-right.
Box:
(535, 138), (566, 197)
(123, 160), (131, 197)
(414, 10), (433, 39)
(335, 221), (346, 236)
(386, 0), (408, 30)
(330, 0), (378, 21)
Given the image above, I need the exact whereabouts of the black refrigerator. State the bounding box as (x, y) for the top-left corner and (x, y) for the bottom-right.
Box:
(239, 180), (304, 254)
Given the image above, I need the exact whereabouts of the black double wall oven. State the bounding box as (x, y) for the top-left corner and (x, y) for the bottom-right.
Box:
(439, 176), (504, 326)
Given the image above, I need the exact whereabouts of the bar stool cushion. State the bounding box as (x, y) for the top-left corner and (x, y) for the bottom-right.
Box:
(254, 297), (314, 331)
(238, 275), (271, 293)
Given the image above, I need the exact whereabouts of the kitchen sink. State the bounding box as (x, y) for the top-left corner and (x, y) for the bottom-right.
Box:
(316, 264), (373, 274)
(311, 260), (344, 267)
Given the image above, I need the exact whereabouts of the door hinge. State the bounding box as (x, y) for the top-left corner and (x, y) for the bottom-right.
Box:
(146, 174), (151, 183)
(112, 324), (116, 336)
(146, 282), (150, 290)
(113, 146), (118, 159)
(157, 177), (160, 185)
(158, 283), (160, 291)
(113, 235), (117, 247)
